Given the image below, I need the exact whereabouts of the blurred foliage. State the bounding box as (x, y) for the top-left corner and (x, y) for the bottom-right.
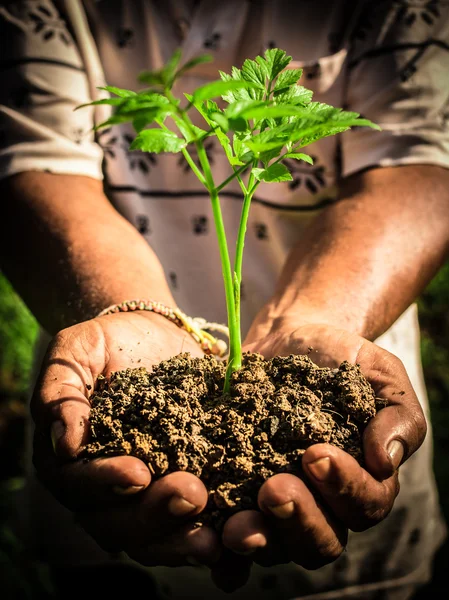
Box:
(0, 273), (38, 396)
(0, 265), (448, 598)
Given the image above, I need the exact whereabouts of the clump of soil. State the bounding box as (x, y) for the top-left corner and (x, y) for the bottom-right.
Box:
(81, 352), (383, 530)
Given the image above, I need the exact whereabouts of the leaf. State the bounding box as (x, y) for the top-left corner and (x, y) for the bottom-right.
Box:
(192, 79), (259, 103)
(130, 129), (186, 153)
(75, 97), (124, 111)
(274, 85), (313, 105)
(210, 112), (229, 132)
(176, 53), (213, 78)
(260, 147), (283, 165)
(225, 100), (266, 119)
(273, 68), (303, 93)
(219, 69), (265, 102)
(172, 115), (208, 142)
(137, 48), (183, 88)
(262, 48), (291, 80)
(252, 163), (292, 183)
(241, 58), (266, 88)
(239, 104), (316, 120)
(97, 86), (137, 98)
(285, 152), (313, 164)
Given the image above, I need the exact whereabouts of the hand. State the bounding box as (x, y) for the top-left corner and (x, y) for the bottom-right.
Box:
(220, 319), (427, 572)
(31, 311), (222, 567)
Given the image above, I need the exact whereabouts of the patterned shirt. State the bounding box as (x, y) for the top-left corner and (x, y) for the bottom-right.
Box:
(1, 1), (448, 598)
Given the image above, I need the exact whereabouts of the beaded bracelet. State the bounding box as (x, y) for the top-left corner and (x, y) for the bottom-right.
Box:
(96, 300), (228, 357)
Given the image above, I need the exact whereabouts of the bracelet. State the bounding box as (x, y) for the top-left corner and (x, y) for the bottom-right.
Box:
(96, 300), (228, 357)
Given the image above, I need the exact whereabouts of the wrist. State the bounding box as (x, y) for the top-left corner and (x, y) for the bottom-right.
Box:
(249, 297), (368, 341)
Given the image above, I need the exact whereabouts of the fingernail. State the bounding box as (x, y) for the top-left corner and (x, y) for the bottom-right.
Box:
(168, 496), (197, 517)
(51, 421), (65, 454)
(307, 456), (331, 481)
(234, 532), (267, 554)
(269, 500), (295, 519)
(113, 485), (146, 496)
(388, 440), (404, 470)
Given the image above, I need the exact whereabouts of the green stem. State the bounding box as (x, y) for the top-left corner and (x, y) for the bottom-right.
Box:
(181, 148), (207, 187)
(233, 169), (259, 349)
(216, 161), (252, 193)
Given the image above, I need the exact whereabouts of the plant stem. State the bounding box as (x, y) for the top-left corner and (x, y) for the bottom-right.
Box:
(233, 169), (259, 355)
(216, 161), (252, 193)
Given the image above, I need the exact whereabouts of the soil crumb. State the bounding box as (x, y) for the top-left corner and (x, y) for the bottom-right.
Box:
(81, 352), (383, 530)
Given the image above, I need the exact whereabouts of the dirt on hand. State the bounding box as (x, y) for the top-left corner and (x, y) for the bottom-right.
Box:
(81, 352), (384, 530)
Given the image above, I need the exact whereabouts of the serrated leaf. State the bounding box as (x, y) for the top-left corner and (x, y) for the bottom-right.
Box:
(130, 129), (185, 153)
(252, 163), (292, 183)
(273, 69), (303, 93)
(352, 118), (382, 131)
(193, 79), (259, 103)
(133, 115), (149, 133)
(274, 85), (313, 105)
(219, 69), (265, 102)
(285, 152), (313, 164)
(97, 86), (137, 98)
(241, 58), (266, 88)
(262, 48), (292, 80)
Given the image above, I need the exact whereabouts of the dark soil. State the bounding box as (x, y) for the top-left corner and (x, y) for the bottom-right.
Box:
(81, 352), (383, 530)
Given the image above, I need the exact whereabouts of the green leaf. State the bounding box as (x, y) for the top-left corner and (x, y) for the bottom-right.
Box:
(260, 147), (283, 165)
(274, 85), (313, 105)
(176, 53), (213, 78)
(252, 163), (292, 183)
(239, 104), (316, 120)
(97, 86), (137, 98)
(172, 115), (208, 142)
(285, 152), (313, 164)
(241, 58), (266, 88)
(273, 68), (303, 93)
(130, 129), (186, 153)
(262, 48), (291, 80)
(210, 112), (229, 132)
(75, 98), (124, 111)
(137, 49), (183, 88)
(133, 115), (149, 133)
(225, 100), (266, 119)
(193, 79), (259, 103)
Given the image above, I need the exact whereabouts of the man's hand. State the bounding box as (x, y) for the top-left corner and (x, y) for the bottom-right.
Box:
(219, 320), (427, 570)
(31, 311), (222, 567)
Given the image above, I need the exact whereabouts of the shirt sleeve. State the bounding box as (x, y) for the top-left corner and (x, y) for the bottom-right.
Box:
(0, 0), (103, 182)
(342, 1), (449, 177)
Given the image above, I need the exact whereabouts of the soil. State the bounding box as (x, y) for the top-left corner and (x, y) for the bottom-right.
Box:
(81, 352), (384, 530)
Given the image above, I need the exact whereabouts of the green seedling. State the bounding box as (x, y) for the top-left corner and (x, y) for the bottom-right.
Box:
(78, 48), (379, 392)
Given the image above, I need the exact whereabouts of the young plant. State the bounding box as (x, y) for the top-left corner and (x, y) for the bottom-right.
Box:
(78, 48), (379, 392)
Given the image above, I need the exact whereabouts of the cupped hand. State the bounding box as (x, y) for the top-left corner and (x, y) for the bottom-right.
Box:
(220, 320), (427, 571)
(31, 311), (221, 567)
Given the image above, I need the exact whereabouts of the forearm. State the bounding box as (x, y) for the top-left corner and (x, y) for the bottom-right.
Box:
(0, 172), (174, 333)
(259, 165), (449, 340)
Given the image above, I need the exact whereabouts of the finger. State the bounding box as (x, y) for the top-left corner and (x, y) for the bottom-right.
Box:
(76, 471), (208, 549)
(302, 444), (400, 532)
(127, 523), (221, 567)
(33, 435), (151, 510)
(31, 331), (102, 458)
(362, 391), (427, 481)
(258, 473), (347, 569)
(222, 510), (269, 555)
(222, 510), (290, 567)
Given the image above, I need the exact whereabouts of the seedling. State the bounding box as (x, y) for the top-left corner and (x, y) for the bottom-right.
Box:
(78, 48), (379, 392)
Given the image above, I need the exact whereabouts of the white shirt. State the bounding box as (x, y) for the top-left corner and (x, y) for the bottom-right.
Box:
(0, 1), (448, 598)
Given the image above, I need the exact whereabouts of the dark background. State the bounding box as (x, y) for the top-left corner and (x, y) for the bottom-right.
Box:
(0, 265), (448, 598)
